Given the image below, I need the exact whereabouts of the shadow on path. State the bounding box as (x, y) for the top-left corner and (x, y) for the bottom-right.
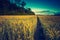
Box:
(34, 17), (45, 40)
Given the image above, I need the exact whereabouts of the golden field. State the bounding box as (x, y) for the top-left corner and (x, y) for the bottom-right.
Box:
(0, 15), (60, 40)
(38, 16), (60, 40)
(0, 15), (37, 40)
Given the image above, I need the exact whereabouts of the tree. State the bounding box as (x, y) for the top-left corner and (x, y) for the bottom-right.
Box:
(0, 0), (10, 14)
(14, 0), (26, 8)
(0, 0), (35, 15)
(21, 1), (26, 8)
(27, 8), (31, 11)
(15, 0), (21, 4)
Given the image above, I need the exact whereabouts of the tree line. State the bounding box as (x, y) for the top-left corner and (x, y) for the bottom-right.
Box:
(0, 0), (35, 15)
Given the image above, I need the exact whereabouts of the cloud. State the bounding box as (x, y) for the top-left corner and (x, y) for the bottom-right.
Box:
(54, 12), (60, 16)
(35, 10), (57, 15)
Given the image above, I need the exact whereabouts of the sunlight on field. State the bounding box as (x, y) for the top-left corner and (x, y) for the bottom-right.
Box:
(0, 15), (60, 40)
(0, 16), (37, 40)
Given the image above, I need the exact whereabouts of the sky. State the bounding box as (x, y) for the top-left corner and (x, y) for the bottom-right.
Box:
(10, 0), (60, 15)
(24, 0), (60, 15)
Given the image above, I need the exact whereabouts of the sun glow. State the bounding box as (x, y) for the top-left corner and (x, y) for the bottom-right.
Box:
(31, 8), (55, 15)
(31, 8), (44, 14)
(32, 8), (44, 12)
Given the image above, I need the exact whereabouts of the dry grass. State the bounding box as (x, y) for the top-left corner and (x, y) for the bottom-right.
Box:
(0, 15), (60, 40)
(0, 15), (37, 40)
(38, 16), (60, 40)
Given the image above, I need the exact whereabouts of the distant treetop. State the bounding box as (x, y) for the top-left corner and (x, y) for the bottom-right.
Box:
(0, 0), (35, 15)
